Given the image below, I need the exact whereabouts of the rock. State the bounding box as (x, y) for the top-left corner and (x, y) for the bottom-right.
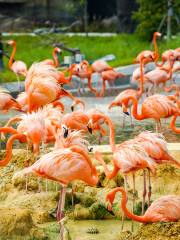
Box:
(75, 192), (96, 207)
(0, 207), (46, 239)
(129, 221), (180, 240)
(89, 202), (113, 219)
(74, 204), (91, 220)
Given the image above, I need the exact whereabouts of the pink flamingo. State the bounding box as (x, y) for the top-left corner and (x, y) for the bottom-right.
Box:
(106, 187), (180, 223)
(15, 145), (98, 237)
(7, 40), (27, 91)
(41, 47), (61, 67)
(134, 32), (161, 64)
(0, 87), (21, 112)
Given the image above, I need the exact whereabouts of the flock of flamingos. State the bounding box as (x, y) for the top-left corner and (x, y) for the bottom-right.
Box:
(0, 32), (180, 236)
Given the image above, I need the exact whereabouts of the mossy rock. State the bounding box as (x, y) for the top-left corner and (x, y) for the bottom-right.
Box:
(115, 230), (132, 240)
(89, 202), (113, 219)
(0, 207), (47, 240)
(130, 221), (180, 240)
(73, 204), (91, 220)
(75, 192), (96, 207)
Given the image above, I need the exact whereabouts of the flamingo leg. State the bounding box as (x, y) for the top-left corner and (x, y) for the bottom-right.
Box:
(122, 113), (126, 129)
(142, 169), (147, 215)
(129, 107), (134, 128)
(131, 173), (135, 232)
(25, 145), (29, 193)
(57, 185), (67, 221)
(15, 73), (21, 93)
(147, 169), (152, 207)
(121, 175), (128, 231)
(71, 187), (75, 220)
(98, 132), (103, 145)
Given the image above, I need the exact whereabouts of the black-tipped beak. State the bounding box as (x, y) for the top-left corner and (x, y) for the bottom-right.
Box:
(71, 105), (74, 112)
(123, 111), (130, 116)
(88, 147), (93, 152)
(87, 126), (93, 134)
(63, 128), (69, 138)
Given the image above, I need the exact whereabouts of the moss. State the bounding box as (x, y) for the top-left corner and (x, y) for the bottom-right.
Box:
(89, 202), (113, 220)
(129, 221), (180, 240)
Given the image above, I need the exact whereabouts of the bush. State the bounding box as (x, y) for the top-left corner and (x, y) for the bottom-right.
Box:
(133, 0), (180, 39)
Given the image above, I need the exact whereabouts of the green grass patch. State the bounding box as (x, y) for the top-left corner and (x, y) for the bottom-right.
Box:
(0, 33), (179, 83)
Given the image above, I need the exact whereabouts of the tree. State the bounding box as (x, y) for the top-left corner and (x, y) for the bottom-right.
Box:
(133, 0), (180, 39)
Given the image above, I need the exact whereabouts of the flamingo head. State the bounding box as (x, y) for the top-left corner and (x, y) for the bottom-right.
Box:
(154, 32), (161, 38)
(62, 124), (69, 138)
(54, 47), (62, 54)
(108, 101), (119, 110)
(6, 40), (16, 46)
(106, 191), (116, 212)
(87, 119), (93, 134)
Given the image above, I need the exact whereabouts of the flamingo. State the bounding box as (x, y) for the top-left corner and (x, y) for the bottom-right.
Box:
(106, 187), (180, 223)
(125, 131), (180, 210)
(7, 40), (27, 91)
(41, 47), (61, 67)
(14, 145), (98, 237)
(142, 57), (174, 95)
(70, 62), (98, 96)
(87, 112), (156, 230)
(109, 55), (146, 128)
(97, 70), (125, 97)
(0, 87), (21, 112)
(164, 84), (179, 98)
(156, 48), (180, 67)
(123, 94), (180, 132)
(170, 114), (180, 134)
(61, 110), (106, 144)
(134, 32), (161, 64)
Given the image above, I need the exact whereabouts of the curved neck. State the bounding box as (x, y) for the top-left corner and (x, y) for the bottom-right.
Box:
(53, 48), (59, 67)
(153, 33), (159, 62)
(138, 58), (145, 96)
(103, 115), (116, 152)
(9, 42), (16, 69)
(111, 188), (146, 223)
(0, 133), (26, 166)
(128, 96), (144, 120)
(70, 145), (98, 185)
(170, 115), (180, 133)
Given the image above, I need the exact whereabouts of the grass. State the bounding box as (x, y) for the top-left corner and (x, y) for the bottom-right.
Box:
(0, 33), (179, 83)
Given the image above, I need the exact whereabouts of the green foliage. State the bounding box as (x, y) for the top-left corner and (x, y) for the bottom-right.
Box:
(0, 33), (179, 83)
(133, 0), (180, 39)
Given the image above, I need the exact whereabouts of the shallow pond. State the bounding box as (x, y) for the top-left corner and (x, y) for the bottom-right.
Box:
(41, 220), (139, 240)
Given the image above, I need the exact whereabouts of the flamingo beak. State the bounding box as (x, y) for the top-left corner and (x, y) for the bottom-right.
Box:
(123, 111), (130, 116)
(71, 105), (74, 112)
(63, 127), (69, 138)
(88, 147), (93, 152)
(87, 126), (93, 134)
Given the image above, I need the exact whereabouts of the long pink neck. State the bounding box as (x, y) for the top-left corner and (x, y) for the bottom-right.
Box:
(128, 96), (144, 120)
(153, 33), (159, 62)
(53, 48), (59, 67)
(111, 188), (147, 223)
(170, 115), (180, 133)
(9, 42), (16, 69)
(138, 58), (145, 96)
(103, 115), (116, 152)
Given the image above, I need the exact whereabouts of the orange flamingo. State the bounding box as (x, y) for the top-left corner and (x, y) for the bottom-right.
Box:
(61, 110), (106, 143)
(15, 145), (98, 225)
(7, 40), (27, 91)
(164, 84), (179, 98)
(42, 47), (61, 67)
(156, 48), (180, 67)
(134, 32), (161, 64)
(0, 87), (21, 112)
(109, 56), (146, 128)
(87, 112), (156, 229)
(106, 187), (180, 223)
(123, 94), (180, 131)
(126, 131), (180, 210)
(70, 63), (98, 96)
(170, 114), (180, 134)
(97, 70), (125, 97)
